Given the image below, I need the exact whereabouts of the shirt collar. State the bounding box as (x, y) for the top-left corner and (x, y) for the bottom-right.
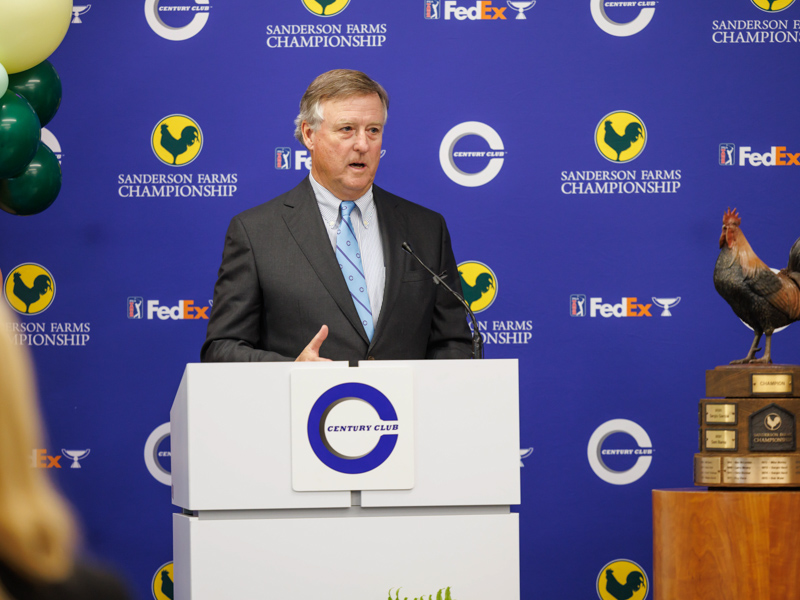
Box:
(309, 173), (375, 230)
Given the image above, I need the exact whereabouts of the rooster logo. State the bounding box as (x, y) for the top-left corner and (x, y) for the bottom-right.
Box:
(3, 264), (56, 316)
(151, 561), (174, 600)
(597, 559), (648, 600)
(595, 111), (647, 163)
(765, 413), (782, 431)
(151, 115), (203, 166)
(457, 261), (498, 313)
(751, 0), (795, 13)
(302, 0), (351, 17)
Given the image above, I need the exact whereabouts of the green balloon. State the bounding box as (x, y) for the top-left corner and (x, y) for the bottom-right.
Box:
(0, 90), (40, 178)
(7, 60), (62, 127)
(0, 143), (61, 216)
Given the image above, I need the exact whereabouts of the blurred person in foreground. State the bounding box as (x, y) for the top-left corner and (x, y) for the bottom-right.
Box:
(0, 300), (131, 600)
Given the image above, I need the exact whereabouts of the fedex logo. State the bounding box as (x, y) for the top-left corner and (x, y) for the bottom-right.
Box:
(294, 150), (313, 171)
(589, 297), (652, 318)
(146, 300), (209, 320)
(738, 146), (800, 167)
(30, 449), (62, 468)
(443, 1), (507, 20)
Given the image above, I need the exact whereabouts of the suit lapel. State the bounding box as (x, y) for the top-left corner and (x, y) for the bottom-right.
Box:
(282, 178), (369, 344)
(372, 186), (407, 347)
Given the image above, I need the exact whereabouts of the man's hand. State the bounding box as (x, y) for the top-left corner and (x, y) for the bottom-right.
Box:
(295, 325), (332, 362)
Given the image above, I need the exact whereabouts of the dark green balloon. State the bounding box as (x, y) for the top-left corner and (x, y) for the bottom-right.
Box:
(0, 143), (61, 216)
(0, 90), (40, 179)
(8, 60), (62, 127)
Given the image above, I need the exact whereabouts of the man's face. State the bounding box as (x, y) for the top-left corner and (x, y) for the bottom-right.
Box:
(302, 93), (384, 201)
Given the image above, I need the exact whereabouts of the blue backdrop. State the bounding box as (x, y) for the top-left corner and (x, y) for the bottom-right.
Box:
(3, 1), (800, 598)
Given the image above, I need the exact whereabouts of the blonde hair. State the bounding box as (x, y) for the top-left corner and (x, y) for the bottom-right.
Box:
(0, 299), (77, 595)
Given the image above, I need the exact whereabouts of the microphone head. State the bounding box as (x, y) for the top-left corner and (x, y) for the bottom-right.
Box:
(401, 242), (413, 254)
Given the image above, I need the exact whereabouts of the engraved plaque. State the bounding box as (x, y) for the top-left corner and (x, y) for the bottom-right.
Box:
(705, 429), (737, 451)
(705, 403), (737, 424)
(752, 373), (793, 395)
(694, 456), (721, 484)
(749, 403), (796, 452)
(722, 456), (758, 485)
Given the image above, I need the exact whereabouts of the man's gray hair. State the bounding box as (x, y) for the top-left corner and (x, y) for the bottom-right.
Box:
(294, 69), (389, 146)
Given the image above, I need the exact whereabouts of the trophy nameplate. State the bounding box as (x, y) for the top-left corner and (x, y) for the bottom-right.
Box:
(696, 366), (800, 488)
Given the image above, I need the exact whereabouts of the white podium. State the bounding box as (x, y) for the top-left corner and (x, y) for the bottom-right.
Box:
(171, 359), (520, 599)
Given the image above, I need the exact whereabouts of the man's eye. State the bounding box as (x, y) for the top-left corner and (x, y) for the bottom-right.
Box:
(341, 126), (352, 132)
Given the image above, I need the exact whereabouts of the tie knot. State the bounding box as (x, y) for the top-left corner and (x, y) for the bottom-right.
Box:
(340, 201), (356, 219)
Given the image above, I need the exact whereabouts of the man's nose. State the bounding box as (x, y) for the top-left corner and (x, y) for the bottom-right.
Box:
(352, 130), (369, 152)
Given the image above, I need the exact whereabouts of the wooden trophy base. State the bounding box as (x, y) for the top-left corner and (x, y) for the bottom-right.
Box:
(696, 365), (800, 488)
(654, 489), (800, 600)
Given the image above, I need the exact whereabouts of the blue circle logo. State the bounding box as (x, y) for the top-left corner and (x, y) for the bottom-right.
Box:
(307, 383), (398, 474)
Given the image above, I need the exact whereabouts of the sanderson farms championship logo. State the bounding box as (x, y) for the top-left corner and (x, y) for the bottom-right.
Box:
(151, 115), (203, 166)
(302, 0), (350, 16)
(595, 111), (646, 163)
(3, 264), (55, 316)
(752, 0), (795, 12)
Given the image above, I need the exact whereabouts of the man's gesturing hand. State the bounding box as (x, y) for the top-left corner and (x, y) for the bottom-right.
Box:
(295, 325), (332, 362)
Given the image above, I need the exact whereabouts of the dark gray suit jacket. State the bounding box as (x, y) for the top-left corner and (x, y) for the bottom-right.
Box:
(201, 178), (472, 363)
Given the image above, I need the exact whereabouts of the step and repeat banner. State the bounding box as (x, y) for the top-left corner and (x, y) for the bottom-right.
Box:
(3, 1), (800, 598)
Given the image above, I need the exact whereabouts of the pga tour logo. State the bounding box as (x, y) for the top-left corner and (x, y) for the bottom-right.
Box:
(291, 369), (414, 491)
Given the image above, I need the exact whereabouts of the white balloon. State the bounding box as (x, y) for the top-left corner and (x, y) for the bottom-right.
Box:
(0, 62), (8, 97)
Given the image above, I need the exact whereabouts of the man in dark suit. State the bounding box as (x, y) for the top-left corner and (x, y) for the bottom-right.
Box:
(201, 70), (472, 363)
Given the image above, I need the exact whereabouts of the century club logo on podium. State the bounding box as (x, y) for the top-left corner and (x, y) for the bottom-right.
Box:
(291, 367), (414, 491)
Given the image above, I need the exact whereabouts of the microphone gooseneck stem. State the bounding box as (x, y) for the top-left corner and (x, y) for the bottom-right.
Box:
(401, 242), (484, 359)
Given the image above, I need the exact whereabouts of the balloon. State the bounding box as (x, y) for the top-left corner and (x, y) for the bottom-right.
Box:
(0, 143), (61, 216)
(0, 90), (40, 179)
(8, 61), (62, 126)
(0, 62), (7, 97)
(0, 0), (72, 74)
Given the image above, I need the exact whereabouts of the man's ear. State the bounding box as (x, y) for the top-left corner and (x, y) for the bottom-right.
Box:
(301, 121), (315, 150)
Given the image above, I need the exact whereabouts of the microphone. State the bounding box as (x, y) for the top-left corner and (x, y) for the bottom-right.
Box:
(401, 242), (483, 359)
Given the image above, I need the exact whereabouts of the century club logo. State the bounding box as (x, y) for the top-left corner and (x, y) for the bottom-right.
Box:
(307, 383), (401, 474)
(152, 562), (174, 600)
(440, 122), (506, 187)
(144, 423), (171, 486)
(752, 0), (795, 12)
(570, 295), (681, 317)
(128, 297), (211, 320)
(424, 0), (536, 21)
(587, 419), (654, 485)
(302, 0), (350, 17)
(3, 263), (55, 316)
(597, 559), (649, 600)
(591, 0), (656, 37)
(151, 115), (203, 167)
(595, 111), (646, 163)
(458, 261), (497, 313)
(145, 0), (211, 41)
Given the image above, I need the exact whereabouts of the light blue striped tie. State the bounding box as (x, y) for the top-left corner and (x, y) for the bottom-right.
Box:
(337, 201), (374, 341)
